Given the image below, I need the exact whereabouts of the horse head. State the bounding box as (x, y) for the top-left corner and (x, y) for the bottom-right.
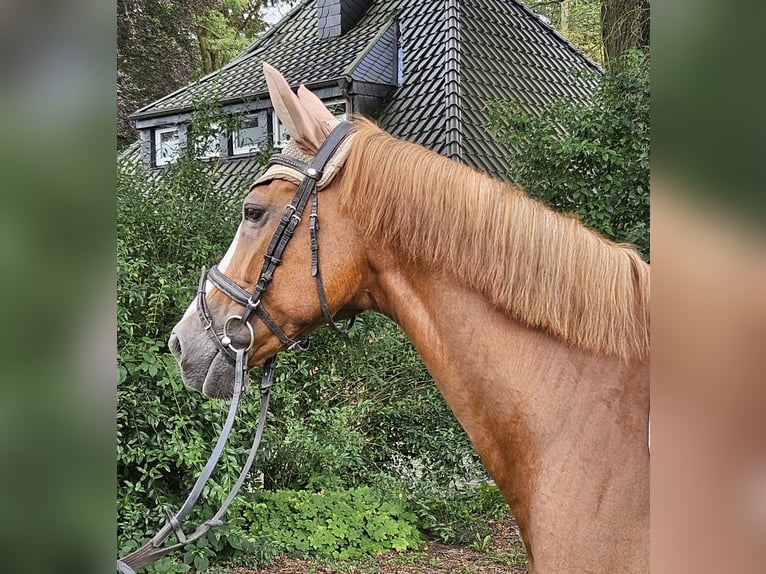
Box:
(169, 63), (371, 398)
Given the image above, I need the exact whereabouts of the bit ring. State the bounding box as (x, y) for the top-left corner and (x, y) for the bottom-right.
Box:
(222, 315), (255, 352)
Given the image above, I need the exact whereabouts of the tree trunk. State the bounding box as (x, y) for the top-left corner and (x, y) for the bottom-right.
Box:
(600, 0), (649, 67)
(560, 0), (570, 37)
(197, 27), (214, 76)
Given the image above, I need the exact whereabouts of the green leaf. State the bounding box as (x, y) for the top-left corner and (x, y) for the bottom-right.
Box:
(193, 553), (209, 571)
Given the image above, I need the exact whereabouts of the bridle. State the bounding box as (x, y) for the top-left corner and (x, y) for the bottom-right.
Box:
(200, 119), (356, 359)
(117, 121), (355, 573)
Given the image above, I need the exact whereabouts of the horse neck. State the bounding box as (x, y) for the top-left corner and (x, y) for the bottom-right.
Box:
(363, 252), (649, 568)
(366, 252), (649, 459)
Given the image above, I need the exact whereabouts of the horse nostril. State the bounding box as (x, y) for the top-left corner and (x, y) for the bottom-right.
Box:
(168, 333), (182, 360)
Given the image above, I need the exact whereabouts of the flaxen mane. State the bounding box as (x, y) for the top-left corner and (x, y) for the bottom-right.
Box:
(339, 119), (649, 361)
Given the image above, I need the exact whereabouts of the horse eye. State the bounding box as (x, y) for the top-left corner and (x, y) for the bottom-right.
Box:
(244, 206), (266, 224)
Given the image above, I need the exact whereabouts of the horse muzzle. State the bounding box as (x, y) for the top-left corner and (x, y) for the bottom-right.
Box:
(169, 322), (238, 398)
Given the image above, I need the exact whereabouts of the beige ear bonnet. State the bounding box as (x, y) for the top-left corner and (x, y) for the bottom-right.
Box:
(252, 133), (356, 190)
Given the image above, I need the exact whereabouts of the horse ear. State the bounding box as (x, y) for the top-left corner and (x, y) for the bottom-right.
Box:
(262, 62), (329, 154)
(297, 85), (340, 130)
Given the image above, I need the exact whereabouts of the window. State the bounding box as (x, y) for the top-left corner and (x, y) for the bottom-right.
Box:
(155, 126), (180, 166)
(232, 114), (267, 156)
(326, 99), (347, 121)
(272, 110), (291, 149)
(271, 99), (347, 149)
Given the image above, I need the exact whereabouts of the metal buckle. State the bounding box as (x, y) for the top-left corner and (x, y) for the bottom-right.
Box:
(287, 337), (310, 352)
(283, 203), (302, 224)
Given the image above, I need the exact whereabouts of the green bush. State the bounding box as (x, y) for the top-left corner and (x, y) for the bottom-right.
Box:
(117, 103), (270, 570)
(405, 481), (508, 546)
(243, 487), (421, 560)
(118, 104), (500, 571)
(486, 50), (650, 260)
(256, 313), (484, 493)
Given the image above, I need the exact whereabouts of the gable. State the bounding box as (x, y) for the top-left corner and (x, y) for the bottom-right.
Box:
(378, 0), (600, 177)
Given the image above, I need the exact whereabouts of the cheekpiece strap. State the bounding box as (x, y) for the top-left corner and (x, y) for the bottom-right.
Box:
(309, 121), (354, 181)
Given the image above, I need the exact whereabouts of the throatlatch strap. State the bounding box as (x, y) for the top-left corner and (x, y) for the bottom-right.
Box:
(308, 187), (356, 337)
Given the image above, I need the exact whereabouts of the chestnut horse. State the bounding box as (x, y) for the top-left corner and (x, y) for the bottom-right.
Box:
(169, 64), (649, 573)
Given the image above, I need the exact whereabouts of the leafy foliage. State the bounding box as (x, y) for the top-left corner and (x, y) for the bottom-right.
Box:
(244, 488), (421, 560)
(255, 313), (485, 493)
(407, 482), (508, 546)
(520, 0), (649, 67)
(522, 0), (603, 64)
(486, 50), (650, 259)
(118, 107), (255, 568)
(197, 0), (270, 74)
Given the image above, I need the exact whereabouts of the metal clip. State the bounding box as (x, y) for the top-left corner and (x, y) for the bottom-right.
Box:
(288, 337), (310, 352)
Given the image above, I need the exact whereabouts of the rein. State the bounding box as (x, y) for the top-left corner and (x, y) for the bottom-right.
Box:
(117, 351), (272, 573)
(117, 121), (355, 573)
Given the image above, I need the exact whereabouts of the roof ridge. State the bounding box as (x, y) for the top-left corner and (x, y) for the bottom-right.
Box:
(444, 0), (462, 160)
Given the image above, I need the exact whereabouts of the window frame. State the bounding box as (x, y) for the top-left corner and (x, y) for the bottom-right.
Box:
(154, 126), (181, 167)
(325, 99), (347, 121)
(231, 115), (266, 156)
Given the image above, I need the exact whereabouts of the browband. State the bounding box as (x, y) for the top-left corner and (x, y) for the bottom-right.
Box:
(252, 128), (356, 190)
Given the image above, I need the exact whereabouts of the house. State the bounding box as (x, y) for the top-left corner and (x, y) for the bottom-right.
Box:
(120, 0), (600, 193)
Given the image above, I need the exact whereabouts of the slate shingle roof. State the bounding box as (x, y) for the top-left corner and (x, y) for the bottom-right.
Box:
(129, 0), (600, 181)
(377, 0), (600, 175)
(131, 0), (406, 118)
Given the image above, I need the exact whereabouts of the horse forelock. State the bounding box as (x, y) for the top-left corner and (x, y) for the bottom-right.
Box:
(338, 118), (650, 361)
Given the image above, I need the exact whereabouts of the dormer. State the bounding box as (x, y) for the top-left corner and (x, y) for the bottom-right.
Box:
(317, 0), (373, 39)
